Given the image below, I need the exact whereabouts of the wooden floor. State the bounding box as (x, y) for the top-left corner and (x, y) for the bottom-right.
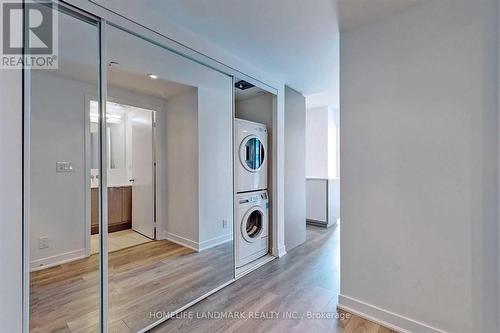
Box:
(30, 226), (394, 333)
(152, 225), (397, 333)
(30, 239), (233, 332)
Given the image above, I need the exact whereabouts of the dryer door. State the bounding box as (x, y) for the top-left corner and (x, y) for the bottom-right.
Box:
(239, 135), (266, 172)
(241, 207), (264, 242)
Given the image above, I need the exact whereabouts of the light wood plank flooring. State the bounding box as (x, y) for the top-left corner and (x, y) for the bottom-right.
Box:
(30, 225), (394, 333)
(152, 225), (397, 333)
(30, 239), (233, 332)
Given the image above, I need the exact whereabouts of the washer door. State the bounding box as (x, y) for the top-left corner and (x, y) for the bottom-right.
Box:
(241, 207), (264, 243)
(239, 135), (266, 172)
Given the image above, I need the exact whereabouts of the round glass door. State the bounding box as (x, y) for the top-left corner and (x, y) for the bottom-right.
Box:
(242, 208), (263, 242)
(240, 136), (265, 171)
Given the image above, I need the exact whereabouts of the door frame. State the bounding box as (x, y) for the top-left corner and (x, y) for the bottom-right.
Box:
(84, 94), (162, 252)
(127, 104), (157, 240)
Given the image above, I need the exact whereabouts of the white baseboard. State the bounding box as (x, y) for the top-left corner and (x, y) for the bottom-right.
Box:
(164, 232), (199, 251)
(31, 248), (86, 271)
(338, 294), (446, 333)
(198, 233), (232, 251)
(164, 232), (232, 252)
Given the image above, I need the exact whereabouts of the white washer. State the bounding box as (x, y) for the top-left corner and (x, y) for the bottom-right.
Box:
(234, 118), (268, 193)
(235, 190), (269, 268)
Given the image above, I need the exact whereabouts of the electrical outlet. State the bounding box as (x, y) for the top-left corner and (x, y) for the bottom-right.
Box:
(222, 219), (228, 229)
(39, 236), (49, 249)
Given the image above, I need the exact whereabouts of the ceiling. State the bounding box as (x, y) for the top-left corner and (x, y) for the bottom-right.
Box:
(93, 0), (340, 96)
(53, 13), (193, 100)
(107, 68), (192, 100)
(234, 78), (271, 102)
(337, 0), (421, 32)
(60, 0), (423, 104)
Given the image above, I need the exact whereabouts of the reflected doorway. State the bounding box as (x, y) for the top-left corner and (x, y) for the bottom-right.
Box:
(88, 100), (156, 255)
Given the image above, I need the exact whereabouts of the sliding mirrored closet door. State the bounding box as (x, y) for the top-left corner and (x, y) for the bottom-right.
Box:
(104, 25), (234, 331)
(27, 6), (102, 332)
(26, 5), (235, 332)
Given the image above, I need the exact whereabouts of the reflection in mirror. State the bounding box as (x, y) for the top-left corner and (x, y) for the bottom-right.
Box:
(105, 24), (234, 331)
(89, 100), (127, 171)
(28, 7), (101, 332)
(234, 77), (275, 277)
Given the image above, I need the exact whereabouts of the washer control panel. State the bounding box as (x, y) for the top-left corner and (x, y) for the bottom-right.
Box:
(238, 191), (268, 204)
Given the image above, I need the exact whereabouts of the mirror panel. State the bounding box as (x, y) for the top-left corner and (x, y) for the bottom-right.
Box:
(28, 7), (101, 333)
(104, 25), (234, 331)
(27, 8), (236, 331)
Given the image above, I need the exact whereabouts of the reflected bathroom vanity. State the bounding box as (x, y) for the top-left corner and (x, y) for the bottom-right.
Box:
(91, 185), (132, 234)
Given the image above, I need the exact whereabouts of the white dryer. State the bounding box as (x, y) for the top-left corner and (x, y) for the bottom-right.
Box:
(234, 118), (268, 193)
(235, 190), (269, 268)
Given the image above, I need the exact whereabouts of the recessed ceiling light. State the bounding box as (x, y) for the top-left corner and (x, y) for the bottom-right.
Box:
(147, 73), (158, 79)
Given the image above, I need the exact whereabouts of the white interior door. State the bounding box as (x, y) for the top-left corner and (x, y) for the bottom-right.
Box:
(130, 109), (155, 239)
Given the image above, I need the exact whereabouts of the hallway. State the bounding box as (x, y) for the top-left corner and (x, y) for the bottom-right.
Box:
(152, 226), (394, 333)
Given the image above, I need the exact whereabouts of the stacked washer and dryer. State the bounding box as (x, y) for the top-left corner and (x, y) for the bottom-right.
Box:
(234, 118), (269, 268)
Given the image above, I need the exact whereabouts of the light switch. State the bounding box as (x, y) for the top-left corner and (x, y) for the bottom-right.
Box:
(56, 162), (75, 173)
(39, 236), (49, 249)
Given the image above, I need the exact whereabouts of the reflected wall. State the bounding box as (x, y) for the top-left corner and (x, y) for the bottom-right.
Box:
(28, 6), (102, 332)
(105, 24), (234, 331)
(26, 5), (235, 332)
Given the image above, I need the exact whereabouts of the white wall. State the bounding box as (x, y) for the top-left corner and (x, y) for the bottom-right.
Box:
(327, 178), (340, 226)
(236, 94), (274, 125)
(165, 89), (199, 247)
(165, 85), (233, 252)
(30, 72), (95, 269)
(306, 104), (340, 225)
(306, 106), (329, 178)
(284, 86), (306, 251)
(339, 1), (499, 332)
(306, 105), (339, 179)
(306, 179), (328, 222)
(197, 84), (234, 249)
(29, 72), (167, 269)
(0, 62), (23, 332)
(328, 107), (339, 179)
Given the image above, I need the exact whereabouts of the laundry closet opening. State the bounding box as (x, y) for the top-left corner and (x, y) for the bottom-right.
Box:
(233, 78), (277, 277)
